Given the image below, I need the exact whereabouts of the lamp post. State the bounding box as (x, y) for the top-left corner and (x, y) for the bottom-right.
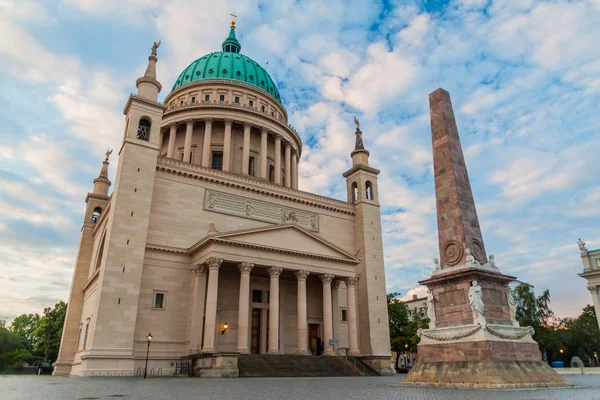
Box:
(144, 333), (152, 379)
(594, 352), (598, 367)
(404, 344), (409, 368)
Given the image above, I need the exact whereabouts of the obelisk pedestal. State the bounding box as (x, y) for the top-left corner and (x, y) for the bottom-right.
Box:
(403, 88), (570, 389)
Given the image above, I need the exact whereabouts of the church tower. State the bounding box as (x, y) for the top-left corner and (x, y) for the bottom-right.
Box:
(54, 155), (112, 375)
(343, 121), (392, 370)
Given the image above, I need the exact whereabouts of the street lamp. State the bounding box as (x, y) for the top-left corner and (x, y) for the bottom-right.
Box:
(594, 352), (598, 367)
(144, 333), (152, 379)
(404, 344), (409, 367)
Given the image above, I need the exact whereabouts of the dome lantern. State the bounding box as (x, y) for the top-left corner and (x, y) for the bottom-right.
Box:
(222, 13), (241, 53)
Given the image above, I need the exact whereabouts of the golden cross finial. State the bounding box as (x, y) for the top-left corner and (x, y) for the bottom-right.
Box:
(105, 148), (113, 162)
(230, 12), (237, 29)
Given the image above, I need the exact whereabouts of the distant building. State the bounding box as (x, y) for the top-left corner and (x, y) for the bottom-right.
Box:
(404, 294), (427, 320)
(578, 239), (600, 330)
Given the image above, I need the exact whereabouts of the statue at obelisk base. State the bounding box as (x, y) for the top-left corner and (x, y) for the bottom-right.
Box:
(403, 88), (570, 389)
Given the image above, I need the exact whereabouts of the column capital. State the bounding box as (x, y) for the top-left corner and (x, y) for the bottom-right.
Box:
(267, 266), (283, 277)
(320, 273), (335, 284)
(294, 270), (310, 280)
(206, 257), (223, 270)
(169, 122), (178, 129)
(588, 286), (599, 293)
(186, 118), (195, 126)
(224, 118), (233, 126)
(284, 140), (291, 149)
(192, 264), (207, 276)
(345, 275), (359, 287)
(261, 126), (269, 134)
(238, 262), (254, 273)
(243, 122), (252, 130)
(332, 280), (343, 290)
(274, 134), (282, 142)
(204, 117), (214, 124)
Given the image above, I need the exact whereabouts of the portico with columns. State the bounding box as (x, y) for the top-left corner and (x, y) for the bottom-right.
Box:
(183, 224), (361, 357)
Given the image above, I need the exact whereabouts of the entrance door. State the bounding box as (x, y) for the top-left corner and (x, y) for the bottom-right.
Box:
(251, 308), (261, 354)
(308, 324), (319, 355)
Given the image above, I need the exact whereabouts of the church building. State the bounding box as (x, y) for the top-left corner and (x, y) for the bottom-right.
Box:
(54, 20), (392, 377)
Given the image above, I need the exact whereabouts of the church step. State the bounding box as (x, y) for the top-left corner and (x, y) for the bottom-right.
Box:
(238, 355), (368, 377)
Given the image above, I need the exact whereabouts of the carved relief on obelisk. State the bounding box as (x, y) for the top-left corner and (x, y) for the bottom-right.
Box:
(430, 88), (487, 268)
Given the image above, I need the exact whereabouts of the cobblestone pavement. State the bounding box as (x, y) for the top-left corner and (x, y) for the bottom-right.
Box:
(2, 374), (600, 400)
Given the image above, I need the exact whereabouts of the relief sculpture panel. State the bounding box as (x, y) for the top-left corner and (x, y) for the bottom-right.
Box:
(204, 189), (319, 232)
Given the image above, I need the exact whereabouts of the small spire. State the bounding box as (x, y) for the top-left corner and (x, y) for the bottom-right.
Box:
(350, 116), (369, 166)
(136, 41), (162, 100)
(222, 15), (241, 53)
(93, 150), (112, 196)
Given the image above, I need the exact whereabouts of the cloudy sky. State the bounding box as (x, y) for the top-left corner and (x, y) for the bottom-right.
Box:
(1, 0), (599, 322)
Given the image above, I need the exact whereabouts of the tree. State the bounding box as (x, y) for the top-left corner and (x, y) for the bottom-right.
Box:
(387, 292), (410, 370)
(32, 301), (67, 362)
(11, 313), (41, 351)
(0, 321), (37, 370)
(561, 306), (600, 366)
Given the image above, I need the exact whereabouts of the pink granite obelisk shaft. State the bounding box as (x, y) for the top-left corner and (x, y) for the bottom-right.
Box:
(430, 88), (487, 269)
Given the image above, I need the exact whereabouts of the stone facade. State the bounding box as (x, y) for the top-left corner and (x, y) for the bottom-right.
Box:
(53, 26), (392, 377)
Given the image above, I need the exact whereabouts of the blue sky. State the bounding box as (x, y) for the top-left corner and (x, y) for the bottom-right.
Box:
(1, 0), (599, 321)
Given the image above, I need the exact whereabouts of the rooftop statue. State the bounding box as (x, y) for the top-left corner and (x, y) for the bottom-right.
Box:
(151, 40), (161, 56)
(578, 238), (588, 252)
(353, 116), (360, 131)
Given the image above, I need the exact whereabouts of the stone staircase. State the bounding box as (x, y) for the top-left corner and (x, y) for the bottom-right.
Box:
(238, 354), (377, 377)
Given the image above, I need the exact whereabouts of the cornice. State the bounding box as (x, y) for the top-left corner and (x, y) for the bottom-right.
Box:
(156, 157), (354, 215)
(342, 164), (381, 178)
(123, 93), (167, 115)
(419, 267), (515, 287)
(145, 243), (188, 255)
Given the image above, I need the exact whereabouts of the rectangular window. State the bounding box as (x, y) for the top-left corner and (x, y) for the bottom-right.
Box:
(234, 96), (240, 103)
(596, 258), (600, 267)
(261, 105), (266, 112)
(249, 100), (254, 107)
(248, 156), (256, 176)
(180, 100), (184, 105)
(205, 94), (210, 101)
(268, 165), (275, 182)
(212, 152), (223, 170)
(191, 96), (196, 104)
(154, 292), (165, 309)
(252, 290), (262, 303)
(219, 94), (225, 101)
(341, 308), (348, 322)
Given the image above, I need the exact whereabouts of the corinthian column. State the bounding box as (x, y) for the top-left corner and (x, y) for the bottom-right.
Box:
(267, 266), (283, 354)
(184, 119), (194, 163)
(201, 257), (223, 352)
(274, 135), (282, 184)
(167, 123), (177, 158)
(295, 270), (310, 354)
(223, 119), (233, 172)
(242, 123), (251, 174)
(320, 273), (335, 355)
(201, 118), (213, 167)
(259, 128), (268, 179)
(345, 276), (360, 355)
(237, 262), (254, 353)
(291, 150), (298, 189)
(284, 142), (291, 188)
(190, 264), (207, 353)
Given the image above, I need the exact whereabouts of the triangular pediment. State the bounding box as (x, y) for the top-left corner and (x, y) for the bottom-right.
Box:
(191, 224), (358, 263)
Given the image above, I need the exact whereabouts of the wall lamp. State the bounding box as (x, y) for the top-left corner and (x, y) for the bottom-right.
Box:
(222, 322), (228, 335)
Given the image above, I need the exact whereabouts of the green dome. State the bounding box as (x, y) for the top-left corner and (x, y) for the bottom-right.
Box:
(171, 28), (281, 103)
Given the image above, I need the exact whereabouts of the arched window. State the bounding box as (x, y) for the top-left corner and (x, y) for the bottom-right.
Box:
(352, 182), (359, 203)
(94, 232), (107, 271)
(91, 207), (102, 224)
(366, 181), (373, 200)
(136, 118), (151, 141)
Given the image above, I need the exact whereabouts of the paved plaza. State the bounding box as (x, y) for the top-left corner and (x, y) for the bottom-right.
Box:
(2, 374), (600, 400)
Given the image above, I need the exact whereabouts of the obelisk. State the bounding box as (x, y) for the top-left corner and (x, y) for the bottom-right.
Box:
(403, 88), (570, 389)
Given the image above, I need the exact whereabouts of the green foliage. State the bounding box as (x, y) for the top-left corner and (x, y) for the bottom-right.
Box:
(0, 321), (37, 370)
(32, 301), (67, 362)
(387, 292), (429, 369)
(11, 313), (41, 351)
